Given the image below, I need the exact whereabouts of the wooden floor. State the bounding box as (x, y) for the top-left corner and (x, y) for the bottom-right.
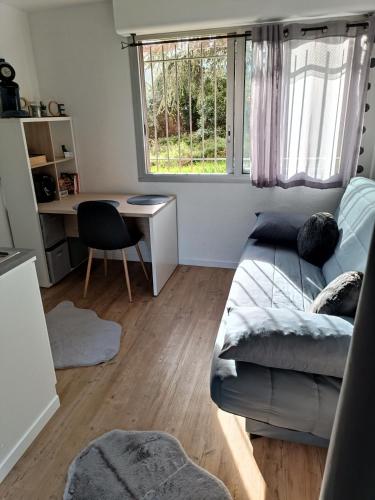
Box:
(0, 261), (327, 500)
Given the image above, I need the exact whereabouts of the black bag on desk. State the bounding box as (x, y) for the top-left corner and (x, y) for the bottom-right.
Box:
(33, 174), (56, 203)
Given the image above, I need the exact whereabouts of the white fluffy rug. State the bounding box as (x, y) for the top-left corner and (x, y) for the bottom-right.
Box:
(46, 301), (122, 369)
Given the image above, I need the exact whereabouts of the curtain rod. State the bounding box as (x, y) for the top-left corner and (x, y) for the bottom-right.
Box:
(121, 32), (248, 50)
(297, 21), (369, 35)
(120, 20), (370, 50)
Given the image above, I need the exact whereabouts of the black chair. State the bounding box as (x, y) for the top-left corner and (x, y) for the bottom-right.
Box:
(77, 201), (148, 302)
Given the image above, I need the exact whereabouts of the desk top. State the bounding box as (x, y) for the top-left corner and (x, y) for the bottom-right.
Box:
(38, 193), (176, 218)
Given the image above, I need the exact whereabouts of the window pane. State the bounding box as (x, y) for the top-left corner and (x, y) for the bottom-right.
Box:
(242, 36), (351, 180)
(281, 37), (353, 181)
(141, 38), (228, 175)
(242, 40), (252, 174)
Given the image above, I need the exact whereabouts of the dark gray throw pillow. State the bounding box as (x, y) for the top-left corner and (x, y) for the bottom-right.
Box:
(311, 271), (363, 317)
(250, 212), (308, 244)
(297, 212), (339, 266)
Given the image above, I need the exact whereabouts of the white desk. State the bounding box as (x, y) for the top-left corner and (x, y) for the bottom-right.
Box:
(38, 193), (178, 296)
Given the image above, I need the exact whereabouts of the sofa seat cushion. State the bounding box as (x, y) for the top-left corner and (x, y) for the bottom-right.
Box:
(211, 361), (341, 441)
(227, 239), (326, 311)
(219, 306), (353, 378)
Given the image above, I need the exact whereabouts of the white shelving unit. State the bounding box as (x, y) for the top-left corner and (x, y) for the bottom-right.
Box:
(0, 117), (79, 287)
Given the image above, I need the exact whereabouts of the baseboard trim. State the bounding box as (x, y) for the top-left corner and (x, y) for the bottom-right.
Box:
(179, 258), (238, 269)
(93, 248), (151, 263)
(0, 395), (60, 483)
(93, 252), (237, 270)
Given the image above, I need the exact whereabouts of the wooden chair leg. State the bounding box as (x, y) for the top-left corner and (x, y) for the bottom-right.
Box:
(135, 243), (149, 280)
(83, 248), (93, 298)
(104, 251), (108, 277)
(121, 249), (133, 302)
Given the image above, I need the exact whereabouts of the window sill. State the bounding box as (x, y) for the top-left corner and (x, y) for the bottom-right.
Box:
(138, 173), (250, 183)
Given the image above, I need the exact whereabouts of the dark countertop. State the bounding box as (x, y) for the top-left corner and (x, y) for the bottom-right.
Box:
(0, 248), (36, 278)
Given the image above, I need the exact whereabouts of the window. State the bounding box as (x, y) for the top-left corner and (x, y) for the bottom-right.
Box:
(138, 37), (235, 176)
(131, 19), (371, 185)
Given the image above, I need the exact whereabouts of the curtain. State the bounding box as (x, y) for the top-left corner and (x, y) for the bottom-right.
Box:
(250, 18), (375, 189)
(250, 24), (282, 187)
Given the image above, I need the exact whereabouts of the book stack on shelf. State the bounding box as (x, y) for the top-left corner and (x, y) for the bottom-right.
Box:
(59, 172), (80, 197)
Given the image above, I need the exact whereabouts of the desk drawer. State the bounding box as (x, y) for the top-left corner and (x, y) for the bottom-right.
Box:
(46, 240), (71, 284)
(40, 214), (66, 249)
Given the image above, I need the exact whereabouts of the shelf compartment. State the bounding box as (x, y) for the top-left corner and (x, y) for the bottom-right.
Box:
(50, 120), (75, 160)
(24, 122), (54, 163)
(31, 163), (60, 202)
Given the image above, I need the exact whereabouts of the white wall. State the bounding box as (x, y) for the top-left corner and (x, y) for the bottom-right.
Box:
(113, 0), (375, 35)
(0, 2), (40, 247)
(29, 2), (357, 267)
(0, 3), (39, 102)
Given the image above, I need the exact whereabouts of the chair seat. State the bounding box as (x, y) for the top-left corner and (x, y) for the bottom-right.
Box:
(92, 228), (142, 251)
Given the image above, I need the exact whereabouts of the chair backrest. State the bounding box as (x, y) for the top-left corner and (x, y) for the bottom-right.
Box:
(323, 177), (375, 284)
(77, 201), (134, 250)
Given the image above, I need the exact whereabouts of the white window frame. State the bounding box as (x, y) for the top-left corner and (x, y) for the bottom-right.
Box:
(129, 28), (250, 182)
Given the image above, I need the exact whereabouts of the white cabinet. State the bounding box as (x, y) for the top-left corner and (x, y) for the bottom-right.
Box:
(0, 256), (59, 482)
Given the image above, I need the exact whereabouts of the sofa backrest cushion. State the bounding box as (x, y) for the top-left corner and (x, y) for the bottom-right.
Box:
(323, 177), (375, 284)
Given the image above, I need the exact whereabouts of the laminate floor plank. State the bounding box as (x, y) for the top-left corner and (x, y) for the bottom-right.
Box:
(0, 262), (326, 500)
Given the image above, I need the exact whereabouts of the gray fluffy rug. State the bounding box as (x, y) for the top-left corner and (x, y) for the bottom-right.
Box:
(46, 301), (122, 369)
(64, 430), (232, 500)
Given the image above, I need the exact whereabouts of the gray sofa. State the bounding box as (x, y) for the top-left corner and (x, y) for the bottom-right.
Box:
(211, 177), (375, 447)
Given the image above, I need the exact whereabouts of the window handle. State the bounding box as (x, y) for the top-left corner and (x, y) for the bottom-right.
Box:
(227, 128), (232, 144)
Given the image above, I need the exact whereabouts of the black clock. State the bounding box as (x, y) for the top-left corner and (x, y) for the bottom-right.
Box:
(0, 60), (16, 82)
(0, 58), (29, 117)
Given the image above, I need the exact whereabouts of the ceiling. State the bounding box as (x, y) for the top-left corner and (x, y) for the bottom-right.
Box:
(1, 0), (107, 12)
